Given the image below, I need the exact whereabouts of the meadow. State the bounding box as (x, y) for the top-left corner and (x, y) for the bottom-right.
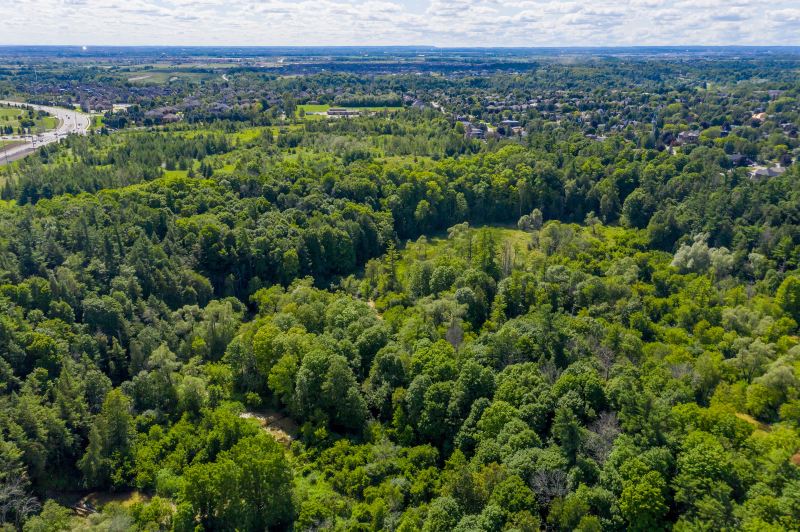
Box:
(0, 105), (57, 133)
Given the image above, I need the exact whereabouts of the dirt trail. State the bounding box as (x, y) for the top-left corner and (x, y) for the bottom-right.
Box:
(69, 490), (150, 516)
(240, 409), (298, 445)
(735, 412), (771, 432)
(735, 413), (800, 468)
(367, 299), (383, 319)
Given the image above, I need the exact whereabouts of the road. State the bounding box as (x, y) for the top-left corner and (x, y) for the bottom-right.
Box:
(0, 100), (91, 164)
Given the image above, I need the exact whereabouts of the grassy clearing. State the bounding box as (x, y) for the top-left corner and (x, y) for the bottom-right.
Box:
(167, 126), (272, 144)
(161, 169), (190, 179)
(0, 108), (21, 120)
(392, 222), (653, 283)
(40, 116), (58, 129)
(240, 410), (298, 446)
(393, 224), (533, 280)
(297, 104), (330, 114)
(233, 127), (268, 143)
(89, 115), (104, 131)
(402, 225), (531, 253)
(735, 412), (772, 433)
(80, 490), (151, 510)
(0, 106), (57, 133)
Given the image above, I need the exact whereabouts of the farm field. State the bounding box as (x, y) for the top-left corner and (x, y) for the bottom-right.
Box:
(123, 70), (216, 84)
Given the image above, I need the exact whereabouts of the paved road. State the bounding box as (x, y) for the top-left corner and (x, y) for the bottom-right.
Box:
(0, 100), (91, 164)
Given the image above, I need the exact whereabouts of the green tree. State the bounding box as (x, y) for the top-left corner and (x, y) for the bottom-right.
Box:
(294, 351), (367, 432)
(552, 405), (583, 464)
(182, 433), (293, 530)
(23, 500), (72, 532)
(619, 470), (668, 531)
(473, 229), (500, 280)
(776, 276), (800, 322)
(423, 496), (461, 532)
(673, 431), (735, 519)
(78, 389), (133, 488)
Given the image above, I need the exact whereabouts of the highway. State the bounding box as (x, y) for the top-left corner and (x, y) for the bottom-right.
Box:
(0, 100), (91, 164)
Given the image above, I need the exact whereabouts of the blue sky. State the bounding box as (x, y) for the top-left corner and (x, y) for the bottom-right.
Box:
(3, 0), (800, 47)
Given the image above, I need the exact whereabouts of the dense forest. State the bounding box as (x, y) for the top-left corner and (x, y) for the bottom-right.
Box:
(0, 50), (799, 531)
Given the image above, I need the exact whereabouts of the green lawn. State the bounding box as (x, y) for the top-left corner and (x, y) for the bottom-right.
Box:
(0, 106), (57, 133)
(89, 115), (104, 131)
(233, 127), (268, 143)
(0, 108), (21, 119)
(297, 104), (330, 114)
(161, 169), (190, 179)
(0, 106), (27, 131)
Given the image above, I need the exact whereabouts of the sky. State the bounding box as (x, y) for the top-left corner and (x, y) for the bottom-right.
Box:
(2, 0), (800, 47)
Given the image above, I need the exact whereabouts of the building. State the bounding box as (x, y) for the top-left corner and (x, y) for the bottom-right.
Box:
(676, 130), (700, 145)
(327, 107), (360, 117)
(466, 126), (485, 140)
(727, 153), (752, 167)
(750, 165), (786, 180)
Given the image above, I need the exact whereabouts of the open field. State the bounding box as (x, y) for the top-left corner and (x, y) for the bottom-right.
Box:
(297, 104), (331, 114)
(0, 105), (58, 133)
(392, 224), (533, 281)
(89, 115), (104, 131)
(124, 70), (216, 84)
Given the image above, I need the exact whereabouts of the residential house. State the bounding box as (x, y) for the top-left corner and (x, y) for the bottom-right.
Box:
(676, 130), (700, 145)
(327, 107), (360, 117)
(750, 165), (786, 179)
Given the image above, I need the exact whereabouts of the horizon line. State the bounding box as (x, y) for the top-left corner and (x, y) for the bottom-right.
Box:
(2, 44), (800, 50)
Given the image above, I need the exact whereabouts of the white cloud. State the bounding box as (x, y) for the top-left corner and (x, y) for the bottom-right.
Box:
(0, 0), (798, 46)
